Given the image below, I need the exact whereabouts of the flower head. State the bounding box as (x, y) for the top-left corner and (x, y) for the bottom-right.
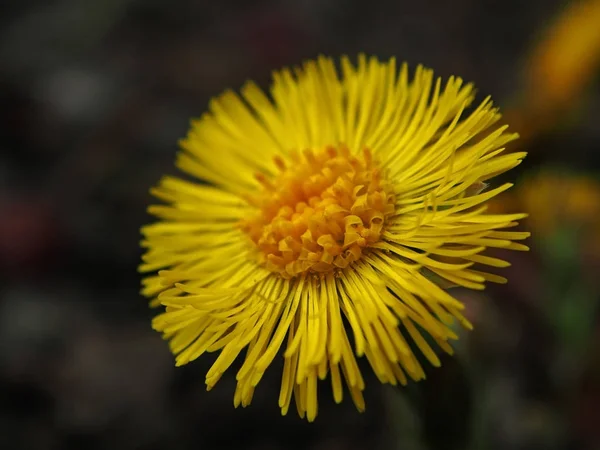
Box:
(140, 55), (529, 421)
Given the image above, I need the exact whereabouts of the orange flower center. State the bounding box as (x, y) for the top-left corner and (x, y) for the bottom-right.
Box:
(240, 146), (396, 279)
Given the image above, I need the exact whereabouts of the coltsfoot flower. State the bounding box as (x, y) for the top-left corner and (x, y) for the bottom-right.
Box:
(139, 55), (529, 421)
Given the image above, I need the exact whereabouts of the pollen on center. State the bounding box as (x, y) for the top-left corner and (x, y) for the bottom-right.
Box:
(240, 146), (396, 279)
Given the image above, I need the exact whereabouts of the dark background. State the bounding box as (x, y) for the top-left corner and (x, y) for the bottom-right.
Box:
(1, 1), (600, 449)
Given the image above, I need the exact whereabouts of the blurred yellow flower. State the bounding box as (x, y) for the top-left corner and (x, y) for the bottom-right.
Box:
(520, 171), (600, 237)
(489, 170), (600, 267)
(527, 0), (600, 109)
(139, 55), (529, 421)
(509, 0), (600, 143)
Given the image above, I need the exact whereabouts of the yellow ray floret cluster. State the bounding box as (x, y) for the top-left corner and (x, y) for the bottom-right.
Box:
(139, 55), (529, 422)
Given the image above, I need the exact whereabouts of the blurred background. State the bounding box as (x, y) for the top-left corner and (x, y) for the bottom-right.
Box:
(1, 0), (600, 449)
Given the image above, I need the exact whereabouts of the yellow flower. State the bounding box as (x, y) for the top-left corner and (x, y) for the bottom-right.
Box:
(506, 0), (600, 145)
(139, 55), (529, 422)
(525, 0), (600, 115)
